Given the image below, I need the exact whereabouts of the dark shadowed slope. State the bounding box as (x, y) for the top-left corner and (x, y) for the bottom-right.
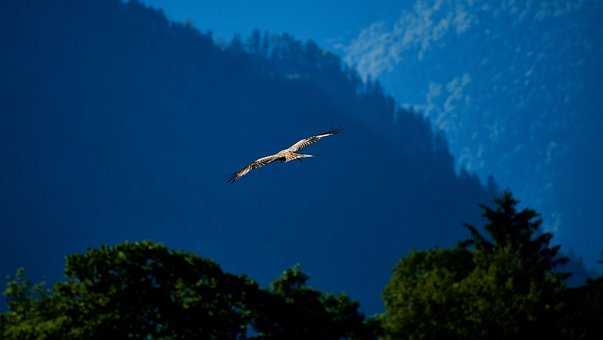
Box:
(0, 0), (491, 313)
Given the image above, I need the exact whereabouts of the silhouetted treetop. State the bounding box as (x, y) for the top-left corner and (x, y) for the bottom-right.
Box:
(463, 192), (569, 275)
(383, 193), (580, 339)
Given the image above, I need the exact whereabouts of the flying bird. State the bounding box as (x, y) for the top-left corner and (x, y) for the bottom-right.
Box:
(227, 130), (340, 183)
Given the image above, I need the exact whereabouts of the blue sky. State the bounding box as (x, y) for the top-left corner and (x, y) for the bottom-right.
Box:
(140, 0), (404, 44)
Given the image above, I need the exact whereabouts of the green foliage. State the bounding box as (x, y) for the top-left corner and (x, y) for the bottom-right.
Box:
(458, 246), (564, 338)
(3, 241), (258, 339)
(2, 193), (601, 339)
(382, 248), (473, 339)
(463, 192), (569, 281)
(1, 242), (373, 339)
(1, 268), (68, 339)
(382, 192), (571, 339)
(461, 192), (569, 337)
(252, 265), (378, 339)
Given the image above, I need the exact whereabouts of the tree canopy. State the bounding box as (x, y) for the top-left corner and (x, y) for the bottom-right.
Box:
(1, 193), (602, 339)
(0, 242), (374, 339)
(381, 192), (597, 340)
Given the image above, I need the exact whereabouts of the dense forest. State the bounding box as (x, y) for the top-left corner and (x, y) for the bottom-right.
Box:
(1, 193), (602, 339)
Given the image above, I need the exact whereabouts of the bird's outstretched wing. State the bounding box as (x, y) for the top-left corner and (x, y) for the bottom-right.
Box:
(286, 129), (340, 152)
(227, 154), (282, 183)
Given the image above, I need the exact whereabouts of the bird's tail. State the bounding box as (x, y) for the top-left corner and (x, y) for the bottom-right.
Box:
(288, 153), (313, 162)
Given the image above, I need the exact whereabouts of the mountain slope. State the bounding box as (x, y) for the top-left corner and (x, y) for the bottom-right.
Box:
(342, 0), (603, 267)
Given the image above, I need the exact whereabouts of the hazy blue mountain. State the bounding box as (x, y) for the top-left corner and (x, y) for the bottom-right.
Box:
(1, 0), (493, 313)
(342, 0), (603, 268)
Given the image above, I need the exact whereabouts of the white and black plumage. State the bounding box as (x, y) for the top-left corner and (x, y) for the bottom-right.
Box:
(227, 130), (340, 183)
